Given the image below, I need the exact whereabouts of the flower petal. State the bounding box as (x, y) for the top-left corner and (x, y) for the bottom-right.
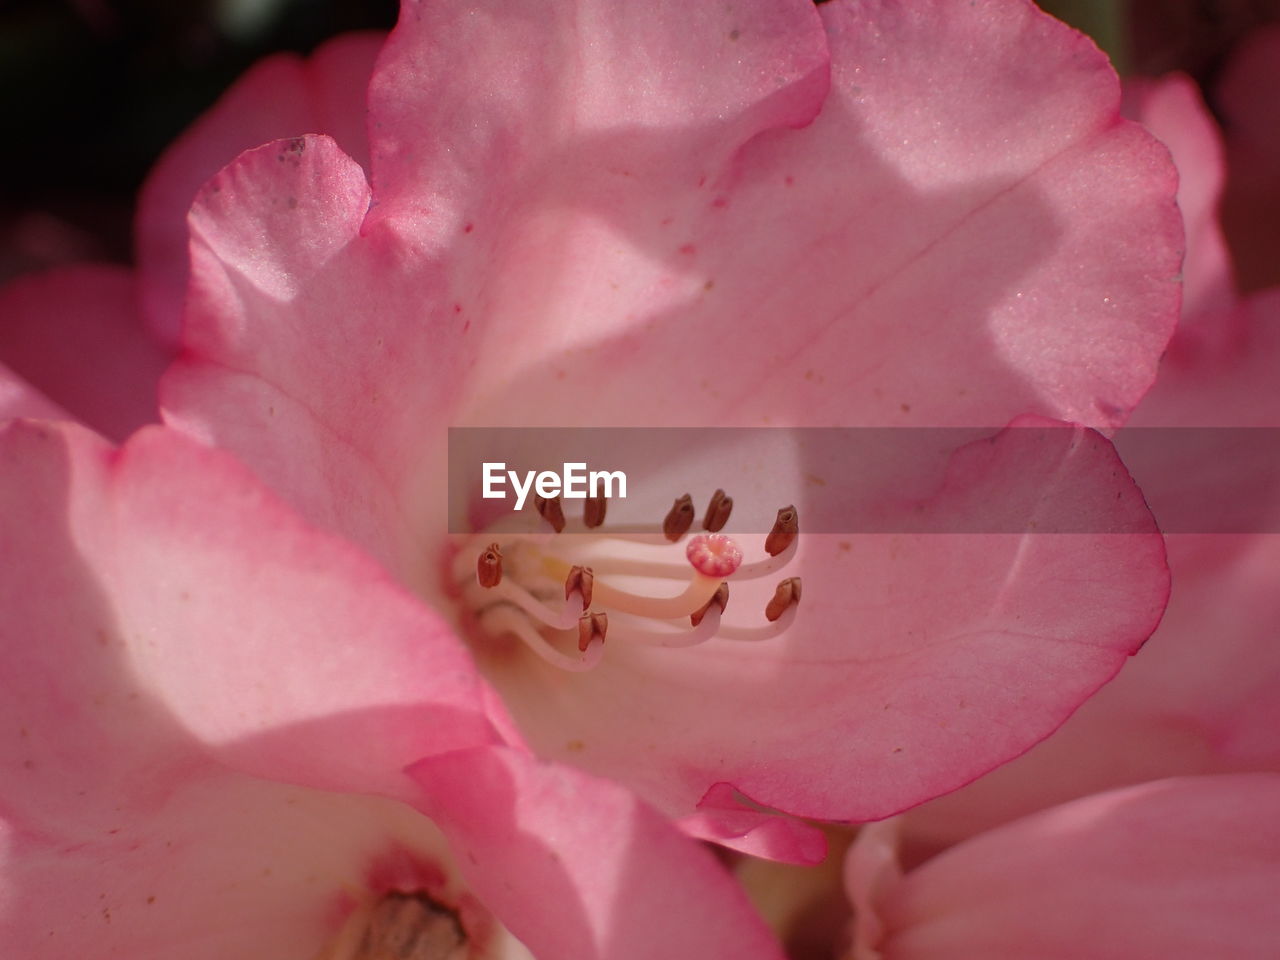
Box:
(162, 133), (459, 578)
(0, 265), (171, 441)
(1122, 74), (1235, 327)
(678, 783), (829, 865)
(863, 776), (1280, 960)
(905, 289), (1280, 845)
(0, 419), (496, 809)
(410, 745), (787, 960)
(0, 366), (70, 422)
(369, 0), (1178, 429)
(137, 32), (381, 345)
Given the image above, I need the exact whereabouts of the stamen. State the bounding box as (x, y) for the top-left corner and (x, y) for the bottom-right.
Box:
(584, 495), (607, 529)
(466, 577), (583, 630)
(765, 505), (799, 557)
(565, 565), (594, 608)
(765, 577), (802, 622)
(728, 537), (798, 581)
(718, 600), (798, 641)
(534, 494), (566, 533)
(663, 494), (695, 541)
(573, 568), (723, 619)
(476, 543), (503, 588)
(451, 513), (547, 582)
(454, 488), (803, 672)
(607, 605), (724, 647)
(686, 534), (744, 578)
(691, 582), (729, 626)
(480, 606), (603, 672)
(702, 488), (733, 532)
(578, 611), (608, 652)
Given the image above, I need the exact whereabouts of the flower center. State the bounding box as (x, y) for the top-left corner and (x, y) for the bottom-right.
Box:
(448, 490), (802, 672)
(321, 891), (467, 960)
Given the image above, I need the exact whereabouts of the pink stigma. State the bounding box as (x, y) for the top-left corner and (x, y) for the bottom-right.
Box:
(685, 534), (743, 578)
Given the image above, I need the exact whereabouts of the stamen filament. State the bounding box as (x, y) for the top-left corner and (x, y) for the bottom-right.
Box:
(716, 602), (799, 641)
(540, 554), (724, 618)
(605, 607), (723, 647)
(479, 606), (604, 672)
(452, 517), (549, 581)
(465, 578), (584, 630)
(593, 574), (722, 618)
(728, 538), (798, 581)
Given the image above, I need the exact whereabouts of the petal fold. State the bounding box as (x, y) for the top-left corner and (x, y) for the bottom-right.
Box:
(410, 746), (787, 960)
(0, 265), (171, 441)
(137, 32), (382, 345)
(865, 776), (1280, 960)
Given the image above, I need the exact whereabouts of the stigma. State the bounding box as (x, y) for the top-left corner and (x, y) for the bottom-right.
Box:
(451, 492), (802, 672)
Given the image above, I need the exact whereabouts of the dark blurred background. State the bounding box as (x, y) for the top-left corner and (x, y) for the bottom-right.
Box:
(1, 0), (1277, 282)
(0, 0), (396, 276)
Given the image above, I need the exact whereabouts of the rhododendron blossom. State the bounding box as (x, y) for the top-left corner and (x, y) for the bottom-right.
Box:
(0, 420), (785, 960)
(0, 0), (1181, 857)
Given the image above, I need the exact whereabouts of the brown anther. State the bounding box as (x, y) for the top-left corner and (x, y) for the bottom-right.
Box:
(584, 495), (607, 529)
(765, 577), (801, 622)
(534, 493), (566, 533)
(476, 543), (503, 588)
(565, 565), (595, 609)
(691, 582), (730, 627)
(701, 488), (733, 532)
(663, 494), (695, 541)
(578, 611), (608, 652)
(764, 505), (799, 557)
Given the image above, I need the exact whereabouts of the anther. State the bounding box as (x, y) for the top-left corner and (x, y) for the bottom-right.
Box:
(702, 488), (733, 532)
(686, 533), (744, 578)
(584, 495), (607, 529)
(534, 493), (566, 533)
(663, 494), (695, 541)
(578, 611), (608, 652)
(565, 565), (595, 609)
(691, 582), (729, 626)
(765, 505), (799, 557)
(765, 577), (802, 622)
(476, 543), (503, 588)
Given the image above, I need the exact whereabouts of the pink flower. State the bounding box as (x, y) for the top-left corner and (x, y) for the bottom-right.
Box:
(846, 775), (1280, 959)
(0, 418), (784, 959)
(2, 0), (1182, 858)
